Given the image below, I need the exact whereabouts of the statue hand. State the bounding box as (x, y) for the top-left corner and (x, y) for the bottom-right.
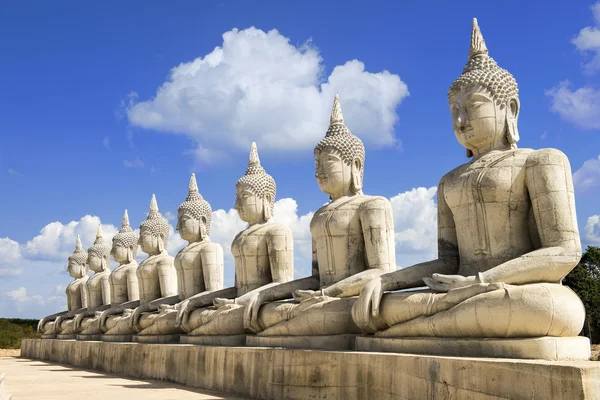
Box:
(175, 300), (190, 328)
(292, 289), (320, 302)
(424, 274), (479, 292)
(354, 278), (384, 329)
(214, 298), (235, 308)
(37, 317), (47, 333)
(243, 293), (263, 333)
(130, 307), (143, 333)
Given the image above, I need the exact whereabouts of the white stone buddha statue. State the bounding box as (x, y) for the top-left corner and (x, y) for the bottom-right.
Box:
(72, 225), (112, 335)
(42, 235), (90, 336)
(352, 19), (585, 341)
(239, 95), (396, 338)
(101, 194), (177, 336)
(134, 174), (225, 336)
(175, 143), (294, 338)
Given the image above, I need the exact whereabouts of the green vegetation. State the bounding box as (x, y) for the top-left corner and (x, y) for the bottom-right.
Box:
(564, 246), (600, 344)
(0, 318), (41, 348)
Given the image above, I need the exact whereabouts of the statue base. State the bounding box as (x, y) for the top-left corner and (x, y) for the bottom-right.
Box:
(76, 334), (103, 341)
(56, 334), (76, 340)
(247, 334), (357, 350)
(180, 334), (246, 346)
(133, 334), (180, 344)
(40, 334), (56, 339)
(21, 338), (600, 399)
(355, 336), (591, 361)
(101, 335), (133, 342)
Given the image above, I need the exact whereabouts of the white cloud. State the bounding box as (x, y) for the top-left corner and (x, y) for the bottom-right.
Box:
(547, 81), (600, 130)
(584, 215), (600, 244)
(0, 237), (24, 277)
(102, 136), (111, 150)
(6, 287), (29, 303)
(164, 211), (176, 222)
(573, 154), (600, 190)
(126, 27), (408, 159)
(123, 158), (144, 168)
(7, 168), (21, 176)
(572, 2), (600, 74)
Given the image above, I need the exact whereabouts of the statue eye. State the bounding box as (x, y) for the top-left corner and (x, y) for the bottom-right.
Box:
(468, 101), (485, 110)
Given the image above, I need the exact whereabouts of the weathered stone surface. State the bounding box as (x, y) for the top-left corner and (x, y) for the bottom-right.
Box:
(21, 339), (600, 399)
(101, 335), (132, 343)
(247, 334), (357, 350)
(56, 335), (76, 340)
(76, 334), (103, 342)
(133, 334), (181, 344)
(180, 334), (246, 346)
(356, 336), (591, 361)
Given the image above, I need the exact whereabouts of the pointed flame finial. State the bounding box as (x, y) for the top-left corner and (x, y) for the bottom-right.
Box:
(75, 234), (83, 252)
(330, 93), (344, 125)
(147, 193), (160, 219)
(469, 18), (488, 59)
(248, 142), (260, 167)
(189, 173), (198, 193)
(96, 224), (103, 239)
(122, 209), (130, 228)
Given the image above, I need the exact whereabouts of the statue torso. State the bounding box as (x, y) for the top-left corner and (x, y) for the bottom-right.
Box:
(66, 276), (88, 311)
(109, 262), (137, 304)
(443, 148), (540, 276)
(86, 270), (110, 308)
(231, 223), (277, 296)
(174, 241), (213, 300)
(310, 195), (376, 287)
(136, 253), (175, 303)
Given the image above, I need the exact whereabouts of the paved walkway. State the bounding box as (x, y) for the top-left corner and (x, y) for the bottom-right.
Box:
(0, 357), (248, 399)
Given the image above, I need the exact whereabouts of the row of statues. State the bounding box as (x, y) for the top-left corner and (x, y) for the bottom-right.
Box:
(38, 19), (585, 350)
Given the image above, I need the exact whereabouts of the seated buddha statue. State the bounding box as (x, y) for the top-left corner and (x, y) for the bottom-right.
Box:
(72, 225), (112, 336)
(100, 194), (177, 336)
(352, 19), (585, 343)
(134, 173), (225, 336)
(41, 235), (90, 337)
(77, 211), (139, 335)
(238, 95), (395, 339)
(175, 142), (294, 338)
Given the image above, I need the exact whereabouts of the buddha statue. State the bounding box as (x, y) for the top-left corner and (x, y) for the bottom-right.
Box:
(134, 174), (225, 336)
(351, 19), (585, 349)
(72, 225), (112, 336)
(238, 95), (395, 341)
(175, 143), (294, 340)
(43, 235), (90, 337)
(100, 194), (177, 336)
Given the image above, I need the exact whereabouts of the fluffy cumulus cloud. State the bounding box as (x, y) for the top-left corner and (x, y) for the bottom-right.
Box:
(0, 238), (24, 277)
(126, 27), (409, 160)
(584, 215), (600, 245)
(573, 154), (600, 190)
(547, 3), (600, 129)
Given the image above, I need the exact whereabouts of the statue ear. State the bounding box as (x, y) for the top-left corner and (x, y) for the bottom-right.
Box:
(127, 246), (134, 263)
(263, 194), (273, 221)
(157, 234), (165, 252)
(351, 158), (363, 193)
(505, 97), (520, 146)
(200, 216), (208, 239)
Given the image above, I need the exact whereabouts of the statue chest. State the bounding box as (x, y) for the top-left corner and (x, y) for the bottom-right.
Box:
(231, 227), (272, 292)
(175, 247), (206, 297)
(66, 281), (83, 298)
(86, 275), (106, 306)
(110, 267), (128, 286)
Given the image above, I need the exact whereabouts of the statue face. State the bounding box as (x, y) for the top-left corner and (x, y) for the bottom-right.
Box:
(449, 85), (506, 153)
(235, 185), (264, 224)
(315, 148), (351, 196)
(176, 211), (202, 242)
(139, 228), (159, 254)
(111, 243), (129, 264)
(67, 259), (83, 279)
(87, 254), (103, 273)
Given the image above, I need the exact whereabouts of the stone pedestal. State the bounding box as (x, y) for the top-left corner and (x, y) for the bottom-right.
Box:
(40, 334), (56, 340)
(76, 334), (103, 341)
(356, 336), (591, 361)
(20, 338), (600, 399)
(56, 335), (76, 340)
(102, 335), (133, 342)
(247, 334), (357, 350)
(133, 335), (180, 344)
(180, 334), (246, 346)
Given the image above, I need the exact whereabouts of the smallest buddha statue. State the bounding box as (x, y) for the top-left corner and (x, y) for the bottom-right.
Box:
(73, 225), (113, 337)
(50, 235), (90, 338)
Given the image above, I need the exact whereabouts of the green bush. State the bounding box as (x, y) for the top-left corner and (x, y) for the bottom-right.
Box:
(0, 318), (41, 348)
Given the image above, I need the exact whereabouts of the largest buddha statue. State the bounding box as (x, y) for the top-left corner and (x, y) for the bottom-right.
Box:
(352, 19), (585, 351)
(241, 95), (396, 341)
(38, 235), (89, 337)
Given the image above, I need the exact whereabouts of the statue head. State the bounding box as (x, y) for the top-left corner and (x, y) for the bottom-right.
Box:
(67, 235), (88, 279)
(314, 94), (365, 198)
(138, 194), (170, 255)
(235, 142), (276, 225)
(87, 224), (112, 273)
(448, 18), (520, 158)
(111, 209), (139, 264)
(176, 173), (213, 243)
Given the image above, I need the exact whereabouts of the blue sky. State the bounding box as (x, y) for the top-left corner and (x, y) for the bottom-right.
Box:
(1, 0), (600, 318)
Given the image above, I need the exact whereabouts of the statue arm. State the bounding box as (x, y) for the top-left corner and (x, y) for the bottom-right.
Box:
(127, 270), (140, 302)
(181, 287), (238, 309)
(101, 277), (111, 306)
(38, 310), (68, 332)
(157, 258), (178, 298)
(478, 149), (582, 285)
(80, 281), (89, 309)
(201, 242), (225, 292)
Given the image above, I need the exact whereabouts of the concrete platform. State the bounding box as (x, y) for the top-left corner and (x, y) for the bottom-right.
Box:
(134, 334), (181, 344)
(76, 334), (103, 341)
(0, 356), (246, 399)
(356, 336), (592, 361)
(102, 334), (133, 342)
(247, 334), (357, 350)
(21, 338), (600, 399)
(181, 335), (246, 346)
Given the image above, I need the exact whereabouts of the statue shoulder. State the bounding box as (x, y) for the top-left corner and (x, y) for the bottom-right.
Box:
(265, 223), (293, 239)
(357, 195), (392, 213)
(156, 254), (175, 268)
(525, 148), (570, 168)
(202, 241), (224, 253)
(440, 162), (470, 186)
